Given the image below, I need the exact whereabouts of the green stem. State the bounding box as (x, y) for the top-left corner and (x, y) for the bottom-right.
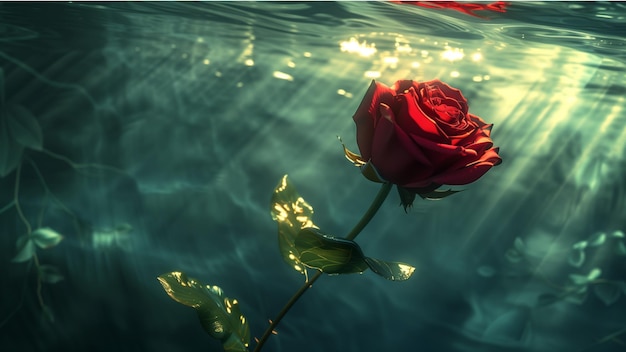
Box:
(13, 163), (46, 310)
(0, 200), (16, 215)
(14, 164), (32, 235)
(33, 253), (45, 309)
(345, 182), (393, 240)
(40, 148), (127, 175)
(577, 325), (626, 352)
(27, 158), (79, 228)
(253, 182), (392, 352)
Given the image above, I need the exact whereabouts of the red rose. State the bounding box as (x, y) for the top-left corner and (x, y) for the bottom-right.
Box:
(390, 1), (509, 18)
(350, 79), (501, 191)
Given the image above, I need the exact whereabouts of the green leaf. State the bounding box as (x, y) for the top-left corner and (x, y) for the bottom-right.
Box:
(39, 265), (64, 284)
(294, 228), (416, 280)
(588, 267), (602, 280)
(611, 230), (624, 238)
(513, 237), (525, 253)
(0, 117), (24, 177)
(6, 105), (43, 150)
(364, 257), (415, 281)
(295, 228), (369, 274)
(31, 228), (64, 249)
(270, 175), (317, 275)
(589, 232), (606, 247)
(572, 240), (587, 250)
(339, 136), (387, 183)
(504, 249), (522, 263)
(568, 248), (585, 268)
(477, 265), (496, 278)
(570, 268), (602, 285)
(593, 283), (621, 306)
(339, 137), (366, 166)
(270, 176), (417, 280)
(12, 235), (35, 262)
(569, 274), (590, 285)
(157, 272), (250, 352)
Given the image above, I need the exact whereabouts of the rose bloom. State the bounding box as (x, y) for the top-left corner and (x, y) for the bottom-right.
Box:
(351, 79), (501, 191)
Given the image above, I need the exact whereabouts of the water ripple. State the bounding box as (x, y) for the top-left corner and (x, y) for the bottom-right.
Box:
(499, 25), (597, 44)
(0, 23), (38, 42)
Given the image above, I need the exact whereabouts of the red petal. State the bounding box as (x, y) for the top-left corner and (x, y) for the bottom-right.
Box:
(469, 114), (489, 128)
(423, 79), (468, 114)
(352, 80), (396, 160)
(371, 112), (432, 186)
(431, 147), (501, 185)
(395, 87), (449, 143)
(466, 134), (494, 154)
(393, 80), (417, 93)
(409, 132), (478, 158)
(380, 103), (432, 167)
(432, 161), (495, 185)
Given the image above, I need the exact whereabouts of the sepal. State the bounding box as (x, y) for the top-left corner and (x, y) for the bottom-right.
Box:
(397, 184), (459, 211)
(339, 137), (386, 183)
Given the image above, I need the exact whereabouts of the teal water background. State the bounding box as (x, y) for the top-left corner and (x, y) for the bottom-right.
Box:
(1, 2), (626, 352)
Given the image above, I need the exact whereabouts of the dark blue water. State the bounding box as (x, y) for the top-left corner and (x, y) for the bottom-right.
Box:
(1, 2), (626, 352)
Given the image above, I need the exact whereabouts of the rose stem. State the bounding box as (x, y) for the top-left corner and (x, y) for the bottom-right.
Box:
(253, 182), (393, 352)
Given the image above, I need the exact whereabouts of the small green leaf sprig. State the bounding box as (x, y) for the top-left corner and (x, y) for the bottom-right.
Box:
(1, 66), (129, 326)
(0, 95), (68, 322)
(504, 230), (626, 350)
(505, 231), (626, 307)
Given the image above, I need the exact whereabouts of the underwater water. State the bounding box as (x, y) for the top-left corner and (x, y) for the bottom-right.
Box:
(1, 1), (626, 351)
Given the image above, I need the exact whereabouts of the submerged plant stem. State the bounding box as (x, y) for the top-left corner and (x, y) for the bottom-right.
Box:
(14, 164), (32, 235)
(0, 200), (15, 215)
(13, 163), (46, 310)
(41, 148), (127, 175)
(33, 254), (45, 309)
(253, 182), (392, 352)
(27, 158), (82, 235)
(345, 182), (393, 241)
(252, 270), (323, 352)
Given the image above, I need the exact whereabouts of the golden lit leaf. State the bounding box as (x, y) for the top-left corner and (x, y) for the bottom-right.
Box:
(338, 137), (386, 183)
(270, 175), (318, 275)
(364, 258), (416, 281)
(338, 136), (367, 166)
(157, 272), (250, 351)
(295, 228), (416, 280)
(295, 228), (369, 274)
